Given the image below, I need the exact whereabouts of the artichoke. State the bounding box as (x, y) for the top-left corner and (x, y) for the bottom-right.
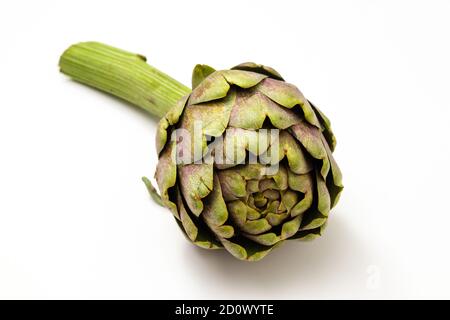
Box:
(59, 42), (343, 261)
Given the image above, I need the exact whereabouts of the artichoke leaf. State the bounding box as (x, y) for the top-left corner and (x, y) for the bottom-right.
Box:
(288, 171), (314, 217)
(156, 94), (189, 155)
(316, 170), (331, 217)
(321, 135), (344, 208)
(202, 174), (235, 239)
(310, 100), (337, 151)
(142, 176), (164, 207)
(232, 62), (284, 81)
(179, 90), (236, 163)
(192, 64), (216, 89)
(221, 237), (283, 262)
(217, 171), (247, 201)
(229, 90), (302, 130)
(290, 121), (330, 179)
(300, 173), (328, 232)
(292, 221), (328, 241)
(221, 69), (267, 89)
(257, 78), (320, 127)
(178, 163), (213, 216)
(175, 191), (222, 249)
(155, 142), (179, 218)
(189, 71), (230, 105)
(265, 130), (313, 175)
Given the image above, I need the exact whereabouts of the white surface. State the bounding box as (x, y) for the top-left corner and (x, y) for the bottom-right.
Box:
(0, 0), (449, 299)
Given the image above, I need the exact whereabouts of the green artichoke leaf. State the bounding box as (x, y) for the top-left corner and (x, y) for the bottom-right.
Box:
(321, 135), (344, 207)
(178, 90), (236, 163)
(213, 129), (271, 168)
(156, 94), (189, 155)
(221, 70), (267, 89)
(189, 69), (266, 105)
(290, 121), (331, 179)
(243, 233), (281, 246)
(186, 90), (236, 137)
(265, 212), (289, 226)
(280, 189), (299, 211)
(310, 100), (337, 151)
(226, 200), (247, 226)
(299, 170), (329, 231)
(316, 170), (331, 217)
(241, 218), (272, 235)
(244, 214), (302, 246)
(257, 78), (320, 128)
(281, 215), (303, 239)
(227, 200), (273, 235)
(258, 179), (280, 193)
(233, 163), (266, 180)
(300, 212), (327, 231)
(175, 187), (222, 249)
(217, 170), (247, 201)
(155, 142), (179, 218)
(245, 205), (261, 220)
(178, 163), (213, 216)
(192, 64), (216, 89)
(142, 176), (164, 206)
(270, 165), (288, 190)
(228, 90), (303, 130)
(202, 174), (235, 239)
(288, 170), (314, 217)
(189, 71), (230, 105)
(221, 237), (282, 262)
(292, 222), (328, 241)
(265, 130), (313, 175)
(231, 62), (284, 81)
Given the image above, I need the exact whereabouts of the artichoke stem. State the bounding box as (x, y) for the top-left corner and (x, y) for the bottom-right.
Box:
(59, 42), (191, 118)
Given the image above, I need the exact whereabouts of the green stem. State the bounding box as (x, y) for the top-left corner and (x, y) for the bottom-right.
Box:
(59, 42), (191, 118)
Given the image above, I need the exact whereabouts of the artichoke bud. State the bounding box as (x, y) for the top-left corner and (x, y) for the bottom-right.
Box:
(155, 63), (343, 261)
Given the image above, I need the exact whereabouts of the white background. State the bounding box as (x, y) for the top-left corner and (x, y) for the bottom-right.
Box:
(0, 0), (449, 299)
